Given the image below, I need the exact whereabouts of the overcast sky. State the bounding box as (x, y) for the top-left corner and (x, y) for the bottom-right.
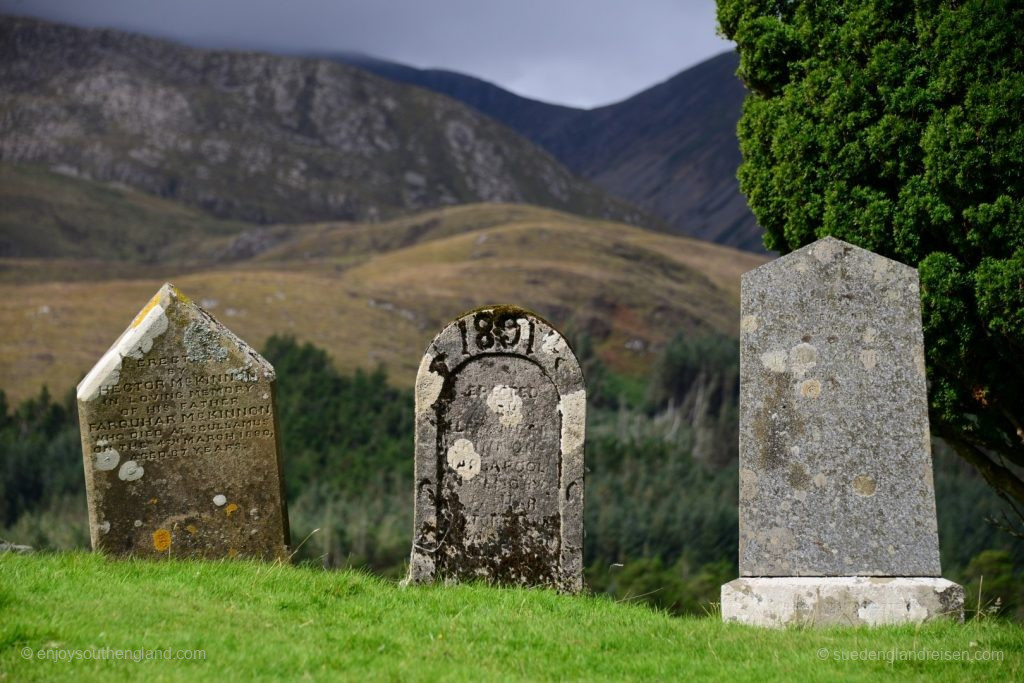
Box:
(0, 0), (733, 108)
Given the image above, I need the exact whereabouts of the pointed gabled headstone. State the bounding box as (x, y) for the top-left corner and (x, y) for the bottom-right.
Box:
(721, 237), (963, 627)
(77, 284), (289, 560)
(737, 237), (939, 576)
(407, 306), (585, 592)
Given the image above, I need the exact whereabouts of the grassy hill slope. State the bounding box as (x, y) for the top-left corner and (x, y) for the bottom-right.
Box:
(1, 553), (1021, 681)
(0, 194), (763, 402)
(0, 163), (251, 262)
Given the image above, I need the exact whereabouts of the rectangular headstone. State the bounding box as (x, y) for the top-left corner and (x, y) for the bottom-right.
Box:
(738, 237), (940, 576)
(77, 283), (290, 560)
(407, 306), (585, 591)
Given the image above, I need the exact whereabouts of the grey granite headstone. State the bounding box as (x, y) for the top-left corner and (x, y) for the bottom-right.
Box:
(738, 237), (940, 577)
(77, 283), (290, 560)
(407, 306), (585, 592)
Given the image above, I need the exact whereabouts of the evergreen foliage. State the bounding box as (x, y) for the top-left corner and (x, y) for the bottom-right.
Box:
(717, 0), (1024, 508)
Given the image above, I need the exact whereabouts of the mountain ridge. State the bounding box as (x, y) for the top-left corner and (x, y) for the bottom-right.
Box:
(0, 14), (650, 230)
(333, 51), (764, 251)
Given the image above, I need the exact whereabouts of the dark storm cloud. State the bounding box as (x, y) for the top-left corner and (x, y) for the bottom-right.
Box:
(0, 0), (733, 107)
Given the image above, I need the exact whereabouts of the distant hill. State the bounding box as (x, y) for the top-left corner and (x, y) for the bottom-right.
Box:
(335, 52), (764, 252)
(0, 15), (647, 229)
(334, 53), (582, 146)
(0, 165), (764, 402)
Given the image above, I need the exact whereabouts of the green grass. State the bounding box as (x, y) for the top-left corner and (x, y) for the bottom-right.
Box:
(1, 553), (1020, 681)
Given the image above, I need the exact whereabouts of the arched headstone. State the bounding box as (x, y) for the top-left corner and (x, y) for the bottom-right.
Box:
(407, 306), (585, 591)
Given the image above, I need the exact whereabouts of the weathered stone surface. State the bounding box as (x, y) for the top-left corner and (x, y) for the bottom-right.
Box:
(739, 237), (940, 577)
(721, 577), (965, 628)
(77, 283), (289, 560)
(407, 306), (585, 592)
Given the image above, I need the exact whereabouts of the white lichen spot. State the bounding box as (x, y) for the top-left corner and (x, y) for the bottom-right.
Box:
(740, 316), (759, 334)
(98, 520), (111, 534)
(415, 353), (444, 410)
(559, 389), (586, 455)
(213, 494), (227, 507)
(134, 519), (143, 528)
(799, 379), (822, 398)
(487, 385), (523, 428)
(794, 489), (808, 502)
(739, 468), (758, 500)
(765, 527), (795, 549)
(860, 349), (878, 370)
(95, 448), (120, 471)
(789, 343), (818, 376)
(446, 438), (481, 480)
(77, 294), (171, 401)
(541, 331), (567, 356)
(124, 311), (169, 360)
(759, 349), (788, 373)
(872, 258), (889, 281)
(118, 460), (144, 481)
(812, 239), (841, 262)
(862, 327), (878, 344)
(813, 472), (827, 488)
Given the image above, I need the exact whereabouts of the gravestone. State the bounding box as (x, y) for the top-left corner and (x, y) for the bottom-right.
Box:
(407, 306), (585, 592)
(77, 283), (289, 560)
(721, 237), (964, 626)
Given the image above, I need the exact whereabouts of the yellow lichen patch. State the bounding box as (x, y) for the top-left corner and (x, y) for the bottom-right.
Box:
(148, 498), (159, 505)
(170, 284), (191, 304)
(152, 528), (172, 552)
(185, 524), (198, 535)
(225, 503), (239, 518)
(852, 474), (877, 497)
(131, 292), (163, 328)
(227, 548), (239, 558)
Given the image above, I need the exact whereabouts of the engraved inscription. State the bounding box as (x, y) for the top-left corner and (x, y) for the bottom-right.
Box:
(459, 311), (535, 354)
(83, 355), (273, 463)
(436, 356), (560, 581)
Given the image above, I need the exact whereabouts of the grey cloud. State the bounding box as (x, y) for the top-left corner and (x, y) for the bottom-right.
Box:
(0, 0), (733, 107)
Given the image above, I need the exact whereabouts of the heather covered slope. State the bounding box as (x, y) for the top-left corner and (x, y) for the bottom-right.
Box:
(0, 185), (763, 403)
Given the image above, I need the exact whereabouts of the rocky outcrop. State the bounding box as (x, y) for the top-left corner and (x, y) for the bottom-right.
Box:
(0, 15), (648, 228)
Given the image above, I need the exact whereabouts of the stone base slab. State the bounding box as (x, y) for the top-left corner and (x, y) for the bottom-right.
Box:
(721, 577), (964, 628)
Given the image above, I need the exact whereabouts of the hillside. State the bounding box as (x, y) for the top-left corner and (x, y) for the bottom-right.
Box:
(338, 52), (763, 251)
(334, 52), (582, 145)
(2, 553), (1021, 681)
(0, 169), (764, 402)
(0, 15), (647, 229)
(0, 163), (252, 262)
